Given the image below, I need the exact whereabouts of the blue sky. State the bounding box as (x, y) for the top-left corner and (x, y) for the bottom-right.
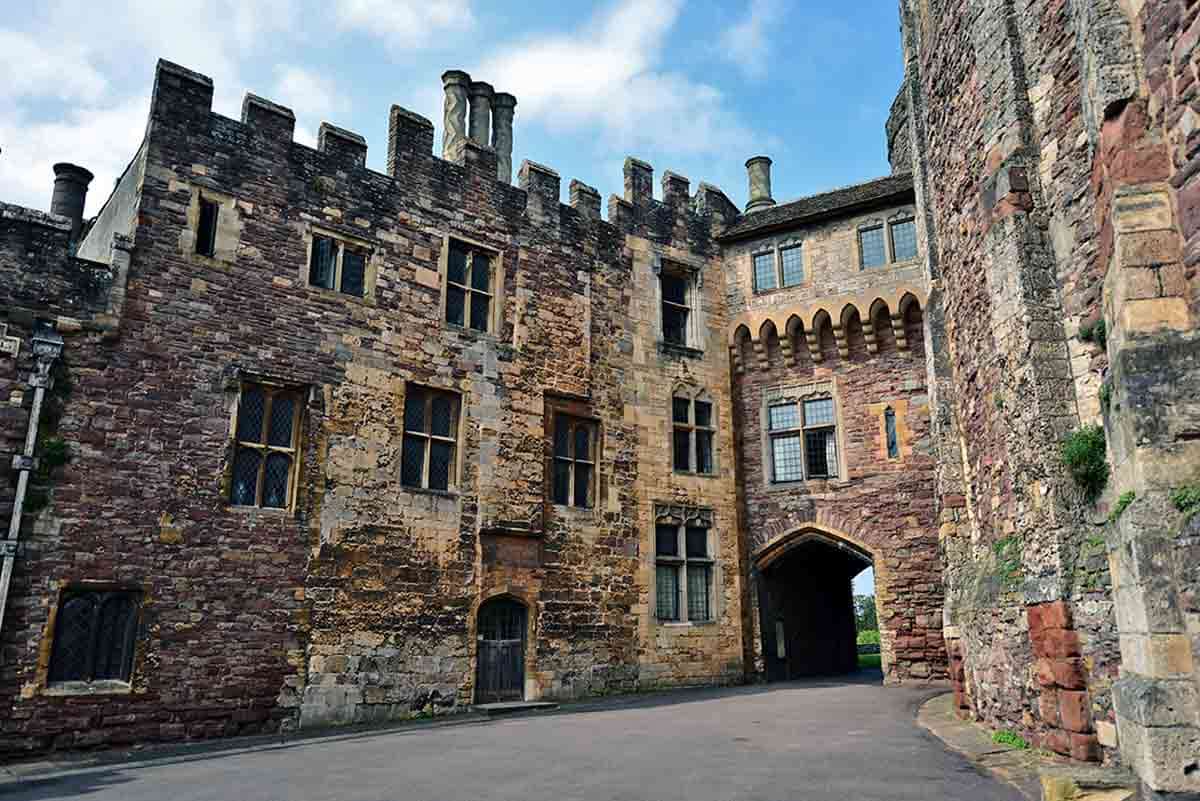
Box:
(1, 0), (905, 217)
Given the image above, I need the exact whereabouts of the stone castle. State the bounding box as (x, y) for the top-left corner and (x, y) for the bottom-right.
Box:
(0, 1), (1197, 797)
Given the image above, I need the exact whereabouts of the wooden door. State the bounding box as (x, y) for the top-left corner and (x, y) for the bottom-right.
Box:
(476, 598), (526, 703)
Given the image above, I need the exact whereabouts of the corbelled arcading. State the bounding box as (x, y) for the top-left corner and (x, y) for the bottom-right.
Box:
(441, 70), (471, 163)
(50, 163), (94, 243)
(745, 156), (775, 213)
(468, 81), (494, 147)
(491, 92), (517, 184)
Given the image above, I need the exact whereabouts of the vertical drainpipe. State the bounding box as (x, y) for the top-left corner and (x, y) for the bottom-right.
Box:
(0, 328), (64, 638)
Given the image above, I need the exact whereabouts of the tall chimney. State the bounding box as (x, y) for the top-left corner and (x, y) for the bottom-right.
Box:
(491, 92), (517, 184)
(745, 156), (775, 213)
(441, 70), (471, 162)
(51, 163), (94, 242)
(468, 81), (493, 146)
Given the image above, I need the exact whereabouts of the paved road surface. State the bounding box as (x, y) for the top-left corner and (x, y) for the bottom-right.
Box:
(1, 673), (1022, 801)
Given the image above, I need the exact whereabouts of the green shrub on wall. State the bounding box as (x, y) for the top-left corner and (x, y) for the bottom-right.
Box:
(1061, 424), (1108, 502)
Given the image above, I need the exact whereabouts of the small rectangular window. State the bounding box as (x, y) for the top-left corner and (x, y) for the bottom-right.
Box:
(551, 414), (595, 507)
(341, 248), (367, 297)
(802, 397), (838, 479)
(890, 220), (918, 261)
(673, 394), (716, 475)
(655, 517), (714, 623)
(859, 226), (886, 269)
(445, 240), (494, 332)
(308, 234), (369, 297)
(780, 245), (803, 287)
(231, 383), (302, 509)
(753, 252), (777, 292)
(401, 386), (460, 492)
(309, 235), (337, 289)
(49, 589), (141, 684)
(196, 197), (219, 257)
(660, 266), (695, 348)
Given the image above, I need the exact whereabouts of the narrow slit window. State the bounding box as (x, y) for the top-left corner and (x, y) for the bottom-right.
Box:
(401, 386), (460, 492)
(231, 383), (302, 509)
(885, 406), (899, 459)
(196, 197), (219, 257)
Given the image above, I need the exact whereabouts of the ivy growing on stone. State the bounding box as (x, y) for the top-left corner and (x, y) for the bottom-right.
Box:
(993, 535), (1023, 591)
(1079, 318), (1107, 350)
(1108, 490), (1135, 523)
(1170, 484), (1200, 520)
(1061, 424), (1108, 502)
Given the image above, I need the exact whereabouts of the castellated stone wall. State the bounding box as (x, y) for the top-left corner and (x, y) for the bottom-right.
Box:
(0, 59), (745, 753)
(721, 191), (945, 685)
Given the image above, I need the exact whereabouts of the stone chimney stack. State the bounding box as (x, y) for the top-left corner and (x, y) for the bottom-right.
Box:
(491, 92), (517, 184)
(441, 70), (471, 162)
(50, 163), (94, 242)
(745, 156), (775, 213)
(468, 81), (493, 146)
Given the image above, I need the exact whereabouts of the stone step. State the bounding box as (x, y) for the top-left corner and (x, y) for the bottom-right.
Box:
(474, 701), (559, 719)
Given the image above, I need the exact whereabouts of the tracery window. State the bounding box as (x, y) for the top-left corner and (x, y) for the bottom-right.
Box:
(654, 506), (715, 623)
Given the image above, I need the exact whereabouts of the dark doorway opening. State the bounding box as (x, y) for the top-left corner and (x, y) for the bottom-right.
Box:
(476, 597), (527, 703)
(759, 534), (873, 680)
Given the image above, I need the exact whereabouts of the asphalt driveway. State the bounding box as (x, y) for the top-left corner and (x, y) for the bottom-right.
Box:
(0, 673), (1022, 801)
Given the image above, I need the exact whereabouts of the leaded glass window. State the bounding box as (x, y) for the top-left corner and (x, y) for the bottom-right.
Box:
(232, 383), (302, 509)
(767, 396), (839, 482)
(401, 386), (460, 492)
(445, 240), (495, 332)
(859, 226), (886, 269)
(552, 414), (596, 508)
(890, 219), (918, 262)
(780, 244), (804, 287)
(654, 515), (714, 623)
(309, 234), (370, 297)
(48, 589), (140, 684)
(672, 392), (716, 475)
(768, 403), (803, 482)
(753, 251), (777, 292)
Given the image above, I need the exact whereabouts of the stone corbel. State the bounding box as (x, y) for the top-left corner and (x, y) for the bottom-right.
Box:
(891, 313), (909, 351)
(864, 322), (879, 354)
(752, 337), (769, 370)
(833, 325), (849, 359)
(779, 331), (794, 365)
(805, 329), (823, 362)
(730, 344), (744, 374)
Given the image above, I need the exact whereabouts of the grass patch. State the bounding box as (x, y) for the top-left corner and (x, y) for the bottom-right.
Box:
(992, 729), (1029, 750)
(1109, 490), (1136, 523)
(857, 629), (880, 646)
(858, 652), (881, 670)
(1061, 424), (1109, 502)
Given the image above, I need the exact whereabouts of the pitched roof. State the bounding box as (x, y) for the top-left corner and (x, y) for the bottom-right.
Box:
(718, 172), (914, 242)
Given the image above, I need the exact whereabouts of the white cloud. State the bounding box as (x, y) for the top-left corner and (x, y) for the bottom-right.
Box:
(335, 0), (474, 48)
(0, 30), (107, 102)
(720, 0), (783, 79)
(273, 65), (351, 145)
(476, 0), (756, 157)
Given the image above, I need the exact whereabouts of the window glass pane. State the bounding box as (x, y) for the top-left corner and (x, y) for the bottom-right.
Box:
(232, 447), (261, 505)
(470, 253), (491, 291)
(885, 408), (899, 458)
(400, 434), (425, 487)
(803, 398), (835, 427)
(447, 243), (468, 284)
(94, 595), (136, 680)
(573, 424), (590, 461)
(660, 274), (688, 306)
(753, 252), (776, 291)
(340, 249), (366, 297)
(430, 395), (454, 437)
(696, 431), (714, 474)
(663, 305), (688, 345)
(687, 564), (712, 621)
(428, 441), (452, 491)
(268, 394), (295, 447)
(656, 564), (680, 620)
(655, 524), (679, 557)
(673, 428), (691, 471)
(694, 400), (712, 428)
(772, 434), (803, 482)
(672, 397), (691, 424)
(469, 292), (490, 332)
(446, 286), (466, 327)
(573, 462), (592, 507)
(49, 595), (96, 682)
(805, 429), (831, 477)
(197, 199), (218, 257)
(237, 386), (266, 443)
(404, 389), (426, 432)
(768, 403), (799, 431)
(780, 245), (803, 286)
(825, 430), (839, 478)
(685, 526), (708, 558)
(891, 220), (918, 261)
(263, 453), (292, 507)
(309, 236), (336, 289)
(553, 418), (570, 457)
(552, 459), (571, 505)
(859, 227), (886, 268)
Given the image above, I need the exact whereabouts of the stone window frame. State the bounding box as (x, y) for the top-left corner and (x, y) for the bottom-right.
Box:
(301, 225), (379, 303)
(888, 216), (919, 263)
(671, 385), (717, 477)
(653, 254), (706, 357)
(857, 224), (888, 270)
(228, 380), (305, 512)
(195, 195), (219, 257)
(749, 235), (808, 294)
(400, 383), (464, 495)
(854, 209), (920, 271)
(544, 393), (603, 514)
(42, 583), (143, 697)
(759, 380), (847, 488)
(184, 184), (241, 265)
(653, 504), (718, 626)
(438, 233), (505, 337)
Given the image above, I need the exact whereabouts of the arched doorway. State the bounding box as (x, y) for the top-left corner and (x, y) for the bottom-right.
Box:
(475, 597), (527, 703)
(756, 530), (873, 680)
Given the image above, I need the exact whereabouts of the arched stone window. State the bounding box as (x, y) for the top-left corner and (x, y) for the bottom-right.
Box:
(654, 505), (716, 623)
